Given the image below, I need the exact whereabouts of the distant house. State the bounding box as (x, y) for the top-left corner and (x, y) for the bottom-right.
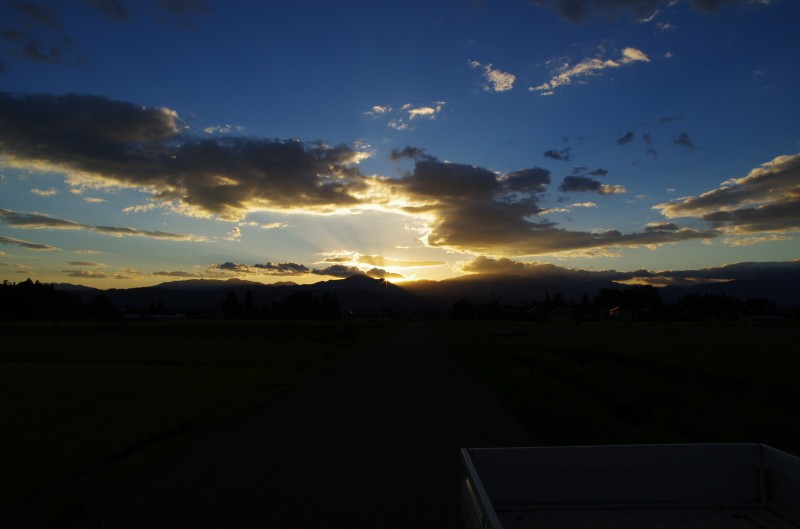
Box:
(609, 306), (633, 321)
(547, 307), (577, 323)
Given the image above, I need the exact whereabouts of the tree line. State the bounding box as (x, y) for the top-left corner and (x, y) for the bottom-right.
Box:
(449, 285), (788, 322)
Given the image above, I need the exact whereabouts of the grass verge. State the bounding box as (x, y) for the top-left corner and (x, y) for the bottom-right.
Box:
(1, 318), (397, 528)
(438, 320), (800, 455)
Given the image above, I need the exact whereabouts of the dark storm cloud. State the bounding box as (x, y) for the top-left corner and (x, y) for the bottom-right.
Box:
(502, 167), (551, 193)
(655, 153), (800, 235)
(616, 131), (635, 146)
(656, 260), (800, 280)
(392, 153), (713, 255)
(0, 92), (371, 220)
(213, 261), (251, 273)
(389, 146), (433, 162)
(208, 261), (311, 276)
(8, 1), (62, 29)
(159, 0), (211, 17)
(673, 132), (696, 149)
(643, 133), (658, 157)
(0, 234), (59, 250)
(543, 148), (573, 161)
(252, 262), (311, 275)
(311, 265), (363, 278)
(85, 0), (130, 20)
(462, 256), (800, 289)
(644, 222), (680, 232)
(0, 209), (204, 240)
(1, 29), (75, 63)
(528, 0), (773, 22)
(559, 175), (625, 195)
(463, 256), (590, 276)
(702, 201), (800, 233)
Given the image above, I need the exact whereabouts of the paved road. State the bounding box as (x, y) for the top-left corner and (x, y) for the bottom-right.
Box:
(77, 323), (535, 528)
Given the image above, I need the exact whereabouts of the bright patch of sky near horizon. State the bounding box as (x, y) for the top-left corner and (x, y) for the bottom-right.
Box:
(0, 0), (798, 287)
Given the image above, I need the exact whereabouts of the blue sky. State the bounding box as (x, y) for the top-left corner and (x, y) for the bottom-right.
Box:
(1, 0), (798, 287)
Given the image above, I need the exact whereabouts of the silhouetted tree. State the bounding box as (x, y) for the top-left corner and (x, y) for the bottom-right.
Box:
(451, 298), (475, 320)
(221, 289), (241, 318)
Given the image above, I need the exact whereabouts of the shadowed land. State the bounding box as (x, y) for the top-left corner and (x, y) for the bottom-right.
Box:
(72, 323), (535, 529)
(3, 319), (799, 528)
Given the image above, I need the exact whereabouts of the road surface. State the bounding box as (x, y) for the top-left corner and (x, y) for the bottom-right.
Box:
(77, 323), (535, 528)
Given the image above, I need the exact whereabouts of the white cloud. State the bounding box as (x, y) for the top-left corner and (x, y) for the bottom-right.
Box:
(363, 105), (392, 117)
(83, 197), (106, 203)
(531, 47), (649, 95)
(470, 60), (516, 92)
(225, 226), (242, 240)
(407, 102), (445, 120)
(31, 187), (58, 196)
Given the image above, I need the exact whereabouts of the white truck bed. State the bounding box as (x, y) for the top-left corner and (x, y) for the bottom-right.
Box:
(461, 444), (800, 529)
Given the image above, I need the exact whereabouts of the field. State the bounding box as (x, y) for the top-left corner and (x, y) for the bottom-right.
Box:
(0, 318), (396, 527)
(438, 320), (800, 455)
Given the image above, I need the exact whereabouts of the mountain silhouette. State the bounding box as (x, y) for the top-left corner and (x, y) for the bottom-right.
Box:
(47, 262), (800, 315)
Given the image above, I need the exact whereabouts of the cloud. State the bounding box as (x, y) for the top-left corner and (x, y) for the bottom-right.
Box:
(225, 226), (242, 240)
(405, 102), (445, 120)
(617, 131), (635, 146)
(252, 262), (310, 275)
(0, 234), (59, 250)
(83, 197), (106, 203)
(530, 47), (649, 95)
(0, 92), (372, 220)
(559, 175), (626, 195)
(311, 264), (363, 278)
(1, 28), (76, 63)
(67, 261), (104, 266)
(207, 261), (311, 276)
(356, 255), (445, 268)
(364, 267), (404, 279)
(463, 256), (575, 276)
(390, 154), (714, 256)
(363, 105), (392, 118)
(470, 60), (516, 92)
(543, 148), (573, 161)
(9, 2), (62, 29)
(724, 234), (793, 246)
(60, 269), (132, 279)
(152, 270), (204, 278)
(0, 208), (205, 241)
(389, 146), (433, 162)
(654, 152), (800, 235)
(31, 187), (58, 196)
(210, 261), (252, 273)
(159, 0), (211, 18)
(673, 132), (696, 149)
(528, 0), (774, 23)
(86, 0), (130, 20)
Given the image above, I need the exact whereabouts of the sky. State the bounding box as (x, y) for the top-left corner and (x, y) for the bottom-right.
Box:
(1, 0), (798, 288)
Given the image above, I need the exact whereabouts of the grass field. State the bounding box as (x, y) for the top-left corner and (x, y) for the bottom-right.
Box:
(0, 318), (396, 528)
(438, 320), (800, 455)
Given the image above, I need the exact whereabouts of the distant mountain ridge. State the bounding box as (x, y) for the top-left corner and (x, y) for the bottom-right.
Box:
(48, 262), (800, 314)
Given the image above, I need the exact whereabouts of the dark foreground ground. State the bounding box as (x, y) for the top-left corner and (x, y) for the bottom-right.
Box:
(76, 323), (535, 528)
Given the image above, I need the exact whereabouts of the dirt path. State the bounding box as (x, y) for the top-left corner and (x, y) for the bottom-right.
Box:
(76, 323), (536, 528)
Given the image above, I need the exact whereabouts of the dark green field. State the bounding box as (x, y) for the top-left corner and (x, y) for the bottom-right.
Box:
(439, 320), (800, 455)
(1, 318), (396, 527)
